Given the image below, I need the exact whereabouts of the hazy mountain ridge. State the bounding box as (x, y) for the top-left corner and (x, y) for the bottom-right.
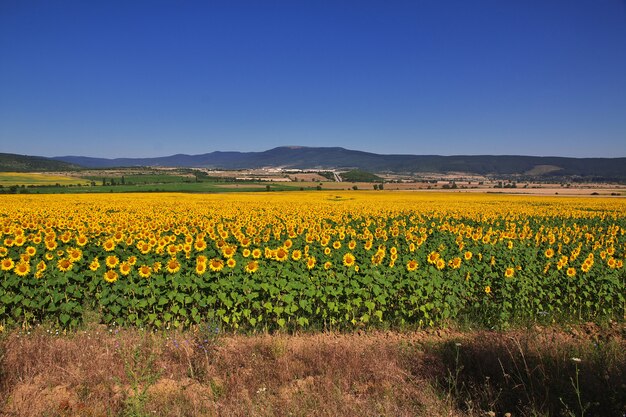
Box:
(52, 147), (626, 180)
(2, 147), (625, 180)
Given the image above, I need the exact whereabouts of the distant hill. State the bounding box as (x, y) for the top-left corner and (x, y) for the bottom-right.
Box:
(53, 146), (626, 181)
(2, 147), (624, 180)
(0, 153), (82, 172)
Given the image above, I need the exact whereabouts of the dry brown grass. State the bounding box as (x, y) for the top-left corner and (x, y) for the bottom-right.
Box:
(1, 324), (624, 417)
(0, 327), (455, 417)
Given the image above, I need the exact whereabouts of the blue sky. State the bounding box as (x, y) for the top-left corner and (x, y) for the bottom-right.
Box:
(1, 1), (625, 158)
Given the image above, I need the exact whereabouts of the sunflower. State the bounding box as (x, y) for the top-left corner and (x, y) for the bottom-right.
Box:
(222, 245), (236, 258)
(275, 247), (289, 262)
(244, 260), (259, 273)
(581, 261), (591, 273)
(284, 239), (293, 249)
(545, 248), (555, 258)
(371, 253), (383, 266)
(195, 261), (207, 275)
(306, 257), (316, 270)
(449, 257), (462, 269)
(332, 241), (341, 250)
(348, 240), (356, 250)
(343, 253), (356, 267)
(166, 258), (181, 274)
(504, 267), (515, 278)
(324, 247), (331, 256)
(607, 257), (617, 269)
(436, 258), (446, 270)
(119, 262), (132, 276)
(227, 258), (236, 268)
(36, 260), (47, 272)
(45, 239), (57, 251)
(485, 286), (491, 294)
(76, 235), (88, 246)
(0, 247), (7, 257)
(197, 255), (208, 264)
(89, 258), (100, 271)
(364, 240), (373, 251)
(57, 258), (72, 272)
(167, 244), (179, 257)
(427, 251), (440, 264)
(291, 250), (302, 261)
(25, 246), (37, 257)
(104, 270), (119, 283)
(102, 239), (116, 252)
(138, 265), (152, 278)
(14, 261), (30, 277)
(209, 258), (224, 272)
(323, 261), (332, 270)
(242, 248), (251, 258)
(566, 267), (576, 277)
(406, 260), (418, 272)
(138, 242), (151, 254)
(153, 261), (162, 273)
(105, 255), (119, 269)
(68, 248), (82, 262)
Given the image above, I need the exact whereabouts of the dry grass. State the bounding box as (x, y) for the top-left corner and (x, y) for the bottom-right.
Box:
(0, 327), (453, 417)
(1, 324), (624, 417)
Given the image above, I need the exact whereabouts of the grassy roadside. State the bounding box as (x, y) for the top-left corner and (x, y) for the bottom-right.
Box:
(1, 323), (624, 417)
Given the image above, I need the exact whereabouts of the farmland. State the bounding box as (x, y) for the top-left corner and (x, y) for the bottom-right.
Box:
(1, 191), (625, 416)
(1, 192), (624, 331)
(0, 172), (90, 187)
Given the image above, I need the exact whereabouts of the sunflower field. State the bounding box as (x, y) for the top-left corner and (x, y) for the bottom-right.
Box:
(1, 192), (624, 330)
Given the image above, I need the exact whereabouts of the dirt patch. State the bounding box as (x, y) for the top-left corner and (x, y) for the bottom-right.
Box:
(1, 324), (624, 416)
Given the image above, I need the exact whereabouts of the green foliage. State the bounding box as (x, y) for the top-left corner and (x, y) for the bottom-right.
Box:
(0, 153), (81, 172)
(339, 169), (382, 182)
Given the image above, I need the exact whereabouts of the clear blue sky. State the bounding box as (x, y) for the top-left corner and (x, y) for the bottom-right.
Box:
(1, 1), (625, 158)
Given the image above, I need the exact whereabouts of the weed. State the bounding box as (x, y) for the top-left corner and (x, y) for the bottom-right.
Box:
(117, 335), (161, 417)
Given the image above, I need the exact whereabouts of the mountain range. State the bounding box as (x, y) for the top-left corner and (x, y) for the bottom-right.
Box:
(53, 146), (626, 180)
(1, 147), (625, 181)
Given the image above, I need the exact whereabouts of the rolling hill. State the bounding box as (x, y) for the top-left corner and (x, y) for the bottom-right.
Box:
(0, 153), (82, 172)
(52, 146), (626, 180)
(2, 147), (625, 180)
